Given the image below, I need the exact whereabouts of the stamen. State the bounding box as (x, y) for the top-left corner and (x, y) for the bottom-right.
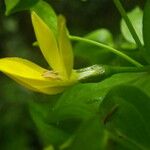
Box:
(42, 71), (61, 80)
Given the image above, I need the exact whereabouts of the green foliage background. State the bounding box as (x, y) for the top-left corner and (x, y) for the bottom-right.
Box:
(0, 0), (149, 150)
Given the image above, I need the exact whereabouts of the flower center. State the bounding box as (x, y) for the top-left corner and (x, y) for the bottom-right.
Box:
(42, 71), (61, 80)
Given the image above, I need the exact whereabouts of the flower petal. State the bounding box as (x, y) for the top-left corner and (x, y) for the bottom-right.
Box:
(10, 76), (65, 94)
(0, 57), (65, 94)
(0, 57), (50, 79)
(57, 15), (73, 78)
(31, 12), (62, 74)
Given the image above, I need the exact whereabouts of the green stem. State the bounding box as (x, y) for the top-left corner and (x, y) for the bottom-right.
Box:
(113, 0), (143, 49)
(108, 66), (148, 74)
(77, 65), (148, 83)
(69, 35), (143, 67)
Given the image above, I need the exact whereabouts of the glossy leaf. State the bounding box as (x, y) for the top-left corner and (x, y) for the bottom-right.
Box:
(66, 116), (137, 150)
(99, 85), (150, 150)
(44, 145), (54, 150)
(29, 100), (69, 146)
(49, 72), (150, 123)
(65, 117), (114, 150)
(5, 0), (40, 15)
(30, 72), (150, 148)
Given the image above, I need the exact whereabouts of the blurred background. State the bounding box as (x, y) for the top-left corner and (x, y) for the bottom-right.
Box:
(0, 0), (145, 149)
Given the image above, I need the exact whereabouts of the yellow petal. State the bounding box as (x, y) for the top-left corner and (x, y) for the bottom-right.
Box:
(57, 15), (73, 78)
(0, 57), (47, 78)
(31, 12), (62, 73)
(10, 76), (65, 94)
(0, 57), (66, 94)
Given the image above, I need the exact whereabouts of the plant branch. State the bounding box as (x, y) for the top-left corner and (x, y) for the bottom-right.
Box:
(113, 0), (143, 49)
(69, 35), (143, 67)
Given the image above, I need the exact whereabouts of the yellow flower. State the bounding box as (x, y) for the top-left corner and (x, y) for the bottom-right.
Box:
(0, 12), (78, 94)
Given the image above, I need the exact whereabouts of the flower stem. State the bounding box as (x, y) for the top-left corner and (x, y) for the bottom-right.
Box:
(113, 0), (143, 49)
(77, 65), (148, 83)
(69, 35), (143, 67)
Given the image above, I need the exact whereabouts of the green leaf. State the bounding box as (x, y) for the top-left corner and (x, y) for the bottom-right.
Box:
(51, 70), (150, 123)
(49, 72), (150, 124)
(121, 7), (143, 45)
(120, 43), (136, 50)
(74, 29), (115, 66)
(44, 145), (54, 150)
(99, 85), (150, 150)
(50, 83), (103, 122)
(65, 117), (113, 150)
(28, 72), (150, 148)
(65, 116), (137, 150)
(28, 71), (150, 148)
(143, 0), (150, 64)
(5, 0), (40, 15)
(28, 98), (69, 146)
